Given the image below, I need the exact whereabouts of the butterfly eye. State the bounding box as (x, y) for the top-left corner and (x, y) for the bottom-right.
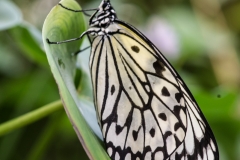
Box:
(102, 2), (109, 10)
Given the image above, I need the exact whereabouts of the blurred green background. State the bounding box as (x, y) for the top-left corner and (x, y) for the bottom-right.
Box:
(0, 0), (239, 159)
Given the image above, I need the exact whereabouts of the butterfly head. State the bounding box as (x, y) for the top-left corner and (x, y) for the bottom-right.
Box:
(99, 0), (111, 12)
(89, 0), (116, 29)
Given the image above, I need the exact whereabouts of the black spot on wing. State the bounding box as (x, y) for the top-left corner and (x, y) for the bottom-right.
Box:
(116, 124), (122, 135)
(175, 92), (182, 103)
(132, 126), (141, 141)
(162, 86), (170, 97)
(153, 60), (165, 77)
(111, 85), (115, 95)
(132, 130), (138, 141)
(149, 128), (155, 137)
(174, 106), (181, 115)
(158, 113), (167, 121)
(174, 122), (181, 131)
(131, 45), (140, 53)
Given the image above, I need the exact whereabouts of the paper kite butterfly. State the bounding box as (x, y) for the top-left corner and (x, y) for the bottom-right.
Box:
(47, 0), (219, 159)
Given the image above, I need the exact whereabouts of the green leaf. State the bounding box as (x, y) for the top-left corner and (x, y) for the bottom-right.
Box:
(0, 0), (22, 30)
(42, 0), (110, 159)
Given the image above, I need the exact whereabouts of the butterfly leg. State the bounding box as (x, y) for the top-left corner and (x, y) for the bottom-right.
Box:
(71, 34), (91, 56)
(72, 46), (90, 56)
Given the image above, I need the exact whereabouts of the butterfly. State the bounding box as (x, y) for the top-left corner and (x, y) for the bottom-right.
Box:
(47, 0), (219, 159)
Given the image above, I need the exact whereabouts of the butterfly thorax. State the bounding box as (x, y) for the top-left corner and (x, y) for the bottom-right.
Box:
(88, 0), (117, 36)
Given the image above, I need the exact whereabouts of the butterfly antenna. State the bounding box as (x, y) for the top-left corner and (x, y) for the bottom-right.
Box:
(58, 3), (98, 16)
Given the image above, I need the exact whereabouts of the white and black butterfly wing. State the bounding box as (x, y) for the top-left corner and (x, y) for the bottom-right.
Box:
(89, 20), (218, 160)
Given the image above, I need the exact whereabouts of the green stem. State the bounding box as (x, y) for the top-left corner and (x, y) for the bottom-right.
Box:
(0, 100), (63, 136)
